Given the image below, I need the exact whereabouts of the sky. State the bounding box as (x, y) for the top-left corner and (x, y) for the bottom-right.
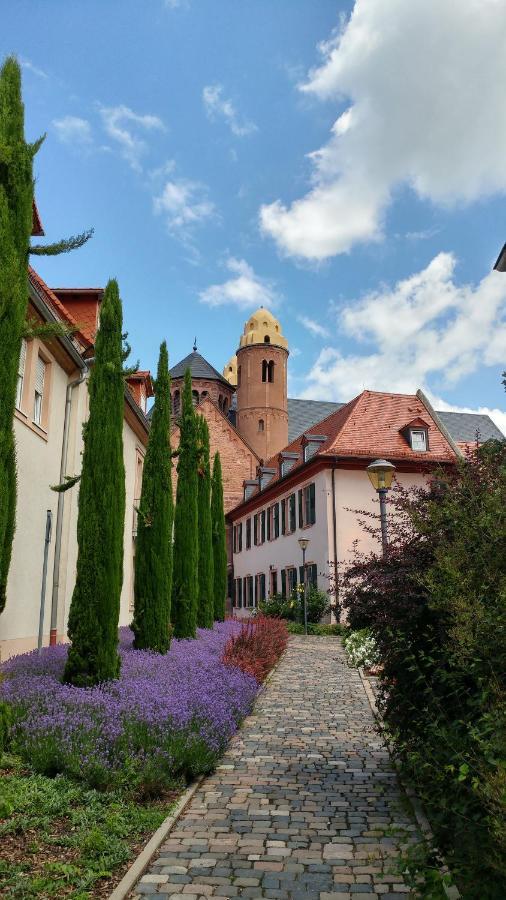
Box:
(3, 0), (506, 432)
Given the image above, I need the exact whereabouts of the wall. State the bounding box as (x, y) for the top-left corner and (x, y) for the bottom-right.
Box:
(232, 469), (330, 614)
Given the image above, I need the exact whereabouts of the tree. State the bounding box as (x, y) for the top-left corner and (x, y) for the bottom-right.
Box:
(171, 370), (198, 639)
(132, 342), (173, 652)
(0, 56), (91, 615)
(211, 451), (227, 622)
(197, 415), (214, 629)
(63, 280), (126, 687)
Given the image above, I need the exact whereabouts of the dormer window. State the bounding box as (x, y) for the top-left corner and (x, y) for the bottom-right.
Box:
(302, 434), (327, 462)
(258, 466), (276, 490)
(279, 451), (299, 478)
(243, 480), (257, 501)
(400, 418), (430, 452)
(410, 429), (428, 452)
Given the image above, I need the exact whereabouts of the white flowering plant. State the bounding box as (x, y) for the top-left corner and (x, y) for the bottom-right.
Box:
(342, 628), (380, 670)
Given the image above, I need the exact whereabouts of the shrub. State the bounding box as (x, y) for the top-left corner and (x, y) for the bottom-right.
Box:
(342, 628), (379, 668)
(1, 622), (257, 793)
(340, 441), (506, 897)
(222, 615), (288, 682)
(260, 587), (331, 624)
(286, 622), (346, 637)
(0, 699), (11, 751)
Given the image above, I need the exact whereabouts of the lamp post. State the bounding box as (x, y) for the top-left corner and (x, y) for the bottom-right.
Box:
(366, 459), (396, 556)
(298, 537), (310, 635)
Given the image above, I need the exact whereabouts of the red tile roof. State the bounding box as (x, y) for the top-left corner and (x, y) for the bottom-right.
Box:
(51, 288), (103, 344)
(31, 200), (44, 237)
(28, 267), (92, 348)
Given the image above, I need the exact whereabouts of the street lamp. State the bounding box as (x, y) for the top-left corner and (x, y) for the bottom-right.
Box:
(493, 243), (506, 272)
(298, 538), (310, 635)
(366, 459), (396, 556)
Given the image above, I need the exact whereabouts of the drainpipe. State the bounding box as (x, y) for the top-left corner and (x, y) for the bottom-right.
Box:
(331, 466), (339, 613)
(49, 364), (91, 645)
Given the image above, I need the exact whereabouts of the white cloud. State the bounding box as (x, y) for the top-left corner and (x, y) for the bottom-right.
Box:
(301, 253), (506, 411)
(99, 104), (165, 170)
(53, 115), (92, 145)
(260, 0), (506, 259)
(154, 178), (214, 236)
(297, 314), (329, 338)
(20, 58), (48, 79)
(203, 84), (257, 138)
(199, 258), (279, 310)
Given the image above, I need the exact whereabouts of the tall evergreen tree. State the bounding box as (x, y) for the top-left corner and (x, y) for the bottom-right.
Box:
(0, 58), (35, 613)
(63, 280), (126, 686)
(132, 342), (173, 652)
(197, 416), (214, 629)
(211, 452), (227, 622)
(172, 370), (198, 639)
(0, 56), (91, 615)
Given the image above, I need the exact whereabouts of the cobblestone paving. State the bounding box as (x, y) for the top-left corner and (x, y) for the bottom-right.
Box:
(132, 637), (419, 900)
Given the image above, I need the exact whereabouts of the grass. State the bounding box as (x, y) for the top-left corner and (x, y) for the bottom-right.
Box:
(0, 753), (181, 898)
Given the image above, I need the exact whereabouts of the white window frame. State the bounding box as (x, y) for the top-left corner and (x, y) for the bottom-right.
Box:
(410, 429), (427, 452)
(33, 355), (46, 427)
(16, 339), (27, 410)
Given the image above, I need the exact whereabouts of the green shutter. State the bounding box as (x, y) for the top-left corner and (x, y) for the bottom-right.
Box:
(298, 490), (303, 528)
(289, 494), (296, 532)
(281, 568), (286, 597)
(309, 482), (316, 524)
(281, 499), (286, 534)
(309, 563), (317, 587)
(239, 523), (242, 552)
(299, 565), (304, 585)
(261, 510), (266, 543)
(254, 514), (258, 545)
(267, 507), (271, 541)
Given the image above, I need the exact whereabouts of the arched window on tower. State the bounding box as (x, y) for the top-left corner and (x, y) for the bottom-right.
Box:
(192, 390), (199, 407)
(223, 397), (228, 414)
(237, 366), (242, 387)
(264, 335), (270, 343)
(262, 360), (268, 382)
(267, 361), (275, 383)
(173, 390), (180, 416)
(258, 418), (265, 432)
(218, 394), (223, 411)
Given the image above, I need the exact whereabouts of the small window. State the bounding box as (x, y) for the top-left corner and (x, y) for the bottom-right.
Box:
(246, 517), (251, 550)
(411, 429), (427, 452)
(264, 335), (270, 343)
(192, 390), (199, 407)
(267, 360), (274, 383)
(33, 355), (46, 426)
(262, 360), (268, 383)
(258, 418), (265, 432)
(173, 390), (180, 416)
(16, 338), (27, 409)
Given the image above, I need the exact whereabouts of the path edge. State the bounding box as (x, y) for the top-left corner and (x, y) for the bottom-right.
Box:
(107, 775), (204, 900)
(357, 665), (460, 899)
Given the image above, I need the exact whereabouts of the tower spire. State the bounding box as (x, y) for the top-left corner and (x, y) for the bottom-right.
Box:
(193, 337), (197, 352)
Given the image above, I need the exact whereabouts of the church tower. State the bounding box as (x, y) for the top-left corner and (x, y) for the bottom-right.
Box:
(234, 307), (289, 461)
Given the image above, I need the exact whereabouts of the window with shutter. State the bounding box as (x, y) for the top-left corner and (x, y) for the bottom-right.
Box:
(309, 483), (316, 524)
(248, 576), (254, 607)
(281, 569), (287, 597)
(33, 355), (46, 426)
(238, 523), (242, 552)
(281, 499), (286, 534)
(16, 339), (27, 409)
(308, 563), (318, 587)
(273, 503), (279, 539)
(299, 565), (304, 586)
(261, 510), (266, 543)
(289, 494), (296, 532)
(267, 507), (271, 541)
(246, 517), (251, 549)
(253, 514), (258, 545)
(298, 490), (303, 528)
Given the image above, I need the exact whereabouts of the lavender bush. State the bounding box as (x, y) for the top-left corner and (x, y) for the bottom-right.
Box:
(1, 622), (258, 792)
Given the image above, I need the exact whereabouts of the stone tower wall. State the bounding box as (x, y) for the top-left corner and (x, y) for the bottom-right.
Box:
(235, 343), (289, 461)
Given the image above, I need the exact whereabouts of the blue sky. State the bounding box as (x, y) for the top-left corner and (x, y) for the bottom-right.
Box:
(4, 0), (506, 430)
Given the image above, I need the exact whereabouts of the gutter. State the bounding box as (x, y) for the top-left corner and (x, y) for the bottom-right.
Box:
(28, 280), (86, 370)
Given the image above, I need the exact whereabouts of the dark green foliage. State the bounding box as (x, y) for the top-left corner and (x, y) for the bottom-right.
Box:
(211, 452), (227, 622)
(0, 57), (35, 613)
(197, 416), (214, 629)
(0, 701), (11, 752)
(286, 622), (346, 636)
(171, 370), (198, 639)
(132, 342), (174, 652)
(29, 227), (93, 256)
(260, 587), (330, 624)
(341, 441), (506, 897)
(63, 280), (126, 686)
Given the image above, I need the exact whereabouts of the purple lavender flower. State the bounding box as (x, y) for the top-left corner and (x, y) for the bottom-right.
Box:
(1, 621), (258, 787)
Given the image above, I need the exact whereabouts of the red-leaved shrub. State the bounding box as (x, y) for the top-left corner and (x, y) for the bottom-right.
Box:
(221, 615), (288, 682)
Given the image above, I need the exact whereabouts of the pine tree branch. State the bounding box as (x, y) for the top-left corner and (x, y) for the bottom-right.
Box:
(29, 134), (46, 157)
(23, 317), (76, 341)
(50, 474), (81, 493)
(30, 228), (94, 256)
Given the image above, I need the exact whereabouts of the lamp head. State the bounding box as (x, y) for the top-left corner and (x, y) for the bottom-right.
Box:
(298, 538), (310, 551)
(366, 459), (396, 491)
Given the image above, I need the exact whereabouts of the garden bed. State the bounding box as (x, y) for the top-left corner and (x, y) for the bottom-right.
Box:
(0, 618), (288, 897)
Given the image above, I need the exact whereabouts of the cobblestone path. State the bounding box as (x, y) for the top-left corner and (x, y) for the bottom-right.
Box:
(133, 637), (419, 900)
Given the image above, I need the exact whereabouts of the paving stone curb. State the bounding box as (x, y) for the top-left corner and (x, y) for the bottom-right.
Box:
(108, 777), (205, 900)
(357, 666), (460, 899)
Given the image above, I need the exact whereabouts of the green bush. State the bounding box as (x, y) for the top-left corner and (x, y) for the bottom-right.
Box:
(260, 586), (331, 625)
(341, 441), (506, 897)
(286, 622), (346, 637)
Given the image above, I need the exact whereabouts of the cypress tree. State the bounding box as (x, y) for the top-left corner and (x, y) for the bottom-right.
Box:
(172, 369), (198, 639)
(0, 56), (91, 615)
(197, 416), (214, 629)
(211, 452), (227, 622)
(0, 58), (36, 613)
(63, 280), (125, 686)
(132, 341), (173, 652)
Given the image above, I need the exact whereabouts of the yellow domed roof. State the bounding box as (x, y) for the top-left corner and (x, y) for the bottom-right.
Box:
(239, 307), (288, 350)
(222, 354), (238, 386)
